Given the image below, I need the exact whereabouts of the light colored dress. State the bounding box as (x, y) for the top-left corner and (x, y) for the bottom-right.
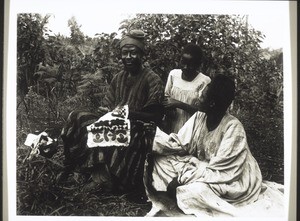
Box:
(146, 112), (284, 217)
(164, 69), (211, 133)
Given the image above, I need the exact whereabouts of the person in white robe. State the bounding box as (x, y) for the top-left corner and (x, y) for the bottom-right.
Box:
(144, 74), (284, 217)
(163, 44), (211, 133)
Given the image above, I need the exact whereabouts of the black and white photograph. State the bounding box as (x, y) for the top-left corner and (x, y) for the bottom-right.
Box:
(4, 0), (297, 220)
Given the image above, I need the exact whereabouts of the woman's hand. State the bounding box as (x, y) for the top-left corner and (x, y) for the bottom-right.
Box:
(188, 157), (203, 167)
(163, 97), (182, 109)
(163, 97), (199, 114)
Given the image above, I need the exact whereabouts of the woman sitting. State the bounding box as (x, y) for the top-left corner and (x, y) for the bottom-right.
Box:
(145, 74), (284, 217)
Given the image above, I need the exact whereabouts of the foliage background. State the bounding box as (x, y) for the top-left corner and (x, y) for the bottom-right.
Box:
(16, 13), (283, 216)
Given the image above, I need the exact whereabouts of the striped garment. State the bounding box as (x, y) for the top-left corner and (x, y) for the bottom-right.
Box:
(61, 67), (164, 191)
(103, 68), (164, 111)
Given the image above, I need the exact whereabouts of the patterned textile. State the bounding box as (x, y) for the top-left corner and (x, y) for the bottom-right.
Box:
(87, 105), (131, 148)
(24, 132), (57, 159)
(144, 112), (283, 217)
(61, 112), (156, 190)
(164, 69), (210, 133)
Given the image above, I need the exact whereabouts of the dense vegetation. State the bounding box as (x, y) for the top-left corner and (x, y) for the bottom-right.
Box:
(16, 13), (283, 216)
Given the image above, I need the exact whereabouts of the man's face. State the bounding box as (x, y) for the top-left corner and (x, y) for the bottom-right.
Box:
(121, 45), (143, 73)
(180, 53), (199, 81)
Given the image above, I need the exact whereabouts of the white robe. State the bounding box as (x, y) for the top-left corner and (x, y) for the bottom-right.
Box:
(146, 112), (284, 217)
(164, 69), (210, 133)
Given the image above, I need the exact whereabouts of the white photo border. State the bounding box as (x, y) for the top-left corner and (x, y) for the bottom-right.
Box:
(4, 0), (297, 220)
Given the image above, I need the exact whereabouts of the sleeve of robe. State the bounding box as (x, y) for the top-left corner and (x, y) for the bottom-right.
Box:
(193, 119), (249, 184)
(103, 74), (117, 110)
(152, 113), (197, 155)
(155, 112), (250, 184)
(142, 71), (164, 108)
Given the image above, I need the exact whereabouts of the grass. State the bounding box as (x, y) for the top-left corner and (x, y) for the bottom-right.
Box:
(16, 109), (284, 216)
(17, 144), (152, 216)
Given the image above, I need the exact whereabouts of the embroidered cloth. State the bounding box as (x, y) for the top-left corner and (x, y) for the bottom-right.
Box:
(87, 105), (131, 148)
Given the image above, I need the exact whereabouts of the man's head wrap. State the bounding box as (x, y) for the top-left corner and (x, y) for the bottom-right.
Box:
(120, 29), (146, 52)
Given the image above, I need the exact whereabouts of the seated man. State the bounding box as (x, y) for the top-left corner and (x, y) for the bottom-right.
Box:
(144, 74), (283, 217)
(59, 30), (164, 195)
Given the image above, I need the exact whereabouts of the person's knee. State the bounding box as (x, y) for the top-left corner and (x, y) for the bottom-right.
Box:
(177, 182), (211, 196)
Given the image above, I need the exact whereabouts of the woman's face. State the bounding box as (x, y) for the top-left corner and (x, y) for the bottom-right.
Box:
(197, 83), (212, 112)
(121, 45), (143, 74)
(180, 53), (199, 81)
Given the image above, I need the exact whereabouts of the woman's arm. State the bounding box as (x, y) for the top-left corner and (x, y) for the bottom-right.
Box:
(163, 97), (199, 115)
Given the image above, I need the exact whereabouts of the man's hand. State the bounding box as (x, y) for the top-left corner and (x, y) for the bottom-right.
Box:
(97, 106), (110, 113)
(97, 106), (110, 115)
